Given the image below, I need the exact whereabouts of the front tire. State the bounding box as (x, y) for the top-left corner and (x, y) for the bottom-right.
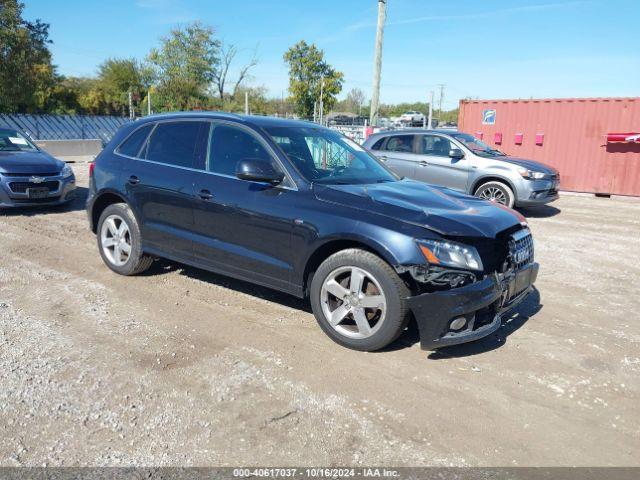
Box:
(310, 249), (411, 351)
(474, 181), (515, 208)
(96, 203), (153, 276)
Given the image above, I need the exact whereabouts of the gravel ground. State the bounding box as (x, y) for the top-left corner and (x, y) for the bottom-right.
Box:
(1, 158), (639, 467)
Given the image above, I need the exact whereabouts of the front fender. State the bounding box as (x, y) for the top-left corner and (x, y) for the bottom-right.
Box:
(306, 229), (423, 269)
(471, 170), (519, 195)
(296, 220), (429, 289)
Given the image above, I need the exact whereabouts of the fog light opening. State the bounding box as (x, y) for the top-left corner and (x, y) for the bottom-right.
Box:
(449, 316), (467, 332)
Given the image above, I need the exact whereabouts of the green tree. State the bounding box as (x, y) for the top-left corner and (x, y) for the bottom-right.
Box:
(380, 102), (430, 118)
(0, 0), (56, 112)
(96, 58), (145, 115)
(147, 21), (221, 111)
(439, 108), (459, 124)
(344, 88), (366, 115)
(283, 40), (343, 118)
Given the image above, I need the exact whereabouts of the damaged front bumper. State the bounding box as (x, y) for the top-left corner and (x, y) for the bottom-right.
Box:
(407, 262), (539, 350)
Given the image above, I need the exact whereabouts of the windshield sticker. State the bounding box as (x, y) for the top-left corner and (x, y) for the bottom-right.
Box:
(8, 136), (29, 145)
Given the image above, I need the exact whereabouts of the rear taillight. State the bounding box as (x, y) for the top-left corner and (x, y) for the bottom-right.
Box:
(89, 162), (95, 177)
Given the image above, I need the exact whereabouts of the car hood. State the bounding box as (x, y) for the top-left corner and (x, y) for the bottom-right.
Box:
(313, 179), (525, 238)
(0, 150), (64, 174)
(496, 155), (558, 174)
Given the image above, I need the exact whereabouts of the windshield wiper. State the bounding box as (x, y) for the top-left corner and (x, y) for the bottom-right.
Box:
(471, 148), (501, 156)
(314, 178), (351, 185)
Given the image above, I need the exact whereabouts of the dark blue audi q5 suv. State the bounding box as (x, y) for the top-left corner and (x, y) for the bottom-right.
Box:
(87, 113), (539, 351)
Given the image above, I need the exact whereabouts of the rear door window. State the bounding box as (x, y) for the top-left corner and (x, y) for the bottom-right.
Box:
(145, 121), (207, 168)
(383, 135), (415, 153)
(117, 124), (154, 158)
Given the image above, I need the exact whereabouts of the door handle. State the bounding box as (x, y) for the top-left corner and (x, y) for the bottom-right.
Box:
(198, 189), (213, 200)
(379, 155), (388, 161)
(128, 175), (140, 185)
(419, 161), (429, 167)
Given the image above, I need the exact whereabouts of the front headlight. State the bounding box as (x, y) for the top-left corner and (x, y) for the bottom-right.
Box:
(418, 239), (483, 271)
(61, 164), (74, 179)
(517, 167), (546, 180)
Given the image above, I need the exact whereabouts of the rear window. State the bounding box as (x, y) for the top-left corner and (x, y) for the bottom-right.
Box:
(145, 121), (206, 168)
(117, 124), (153, 158)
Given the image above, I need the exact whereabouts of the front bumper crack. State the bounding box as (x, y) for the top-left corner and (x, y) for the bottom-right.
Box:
(407, 262), (539, 350)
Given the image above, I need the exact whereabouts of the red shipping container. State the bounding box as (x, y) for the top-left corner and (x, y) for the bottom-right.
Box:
(459, 97), (640, 196)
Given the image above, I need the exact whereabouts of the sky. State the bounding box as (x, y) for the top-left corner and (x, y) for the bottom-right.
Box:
(24, 0), (640, 110)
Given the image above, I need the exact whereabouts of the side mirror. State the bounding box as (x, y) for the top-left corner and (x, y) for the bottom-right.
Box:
(449, 148), (465, 160)
(236, 159), (285, 185)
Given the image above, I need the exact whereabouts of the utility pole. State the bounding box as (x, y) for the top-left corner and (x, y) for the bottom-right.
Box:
(128, 91), (134, 120)
(437, 83), (445, 119)
(428, 90), (434, 130)
(319, 76), (324, 125)
(369, 0), (387, 127)
(147, 89), (151, 116)
(245, 91), (249, 115)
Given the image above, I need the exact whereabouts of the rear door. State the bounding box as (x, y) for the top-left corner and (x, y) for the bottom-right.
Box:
(123, 120), (208, 258)
(370, 134), (420, 179)
(415, 134), (471, 191)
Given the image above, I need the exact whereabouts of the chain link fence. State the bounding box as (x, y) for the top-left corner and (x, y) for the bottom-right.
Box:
(0, 114), (131, 143)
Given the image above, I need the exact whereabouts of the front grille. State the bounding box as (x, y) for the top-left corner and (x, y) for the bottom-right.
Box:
(509, 229), (534, 270)
(8, 181), (60, 193)
(1, 172), (59, 177)
(447, 226), (533, 275)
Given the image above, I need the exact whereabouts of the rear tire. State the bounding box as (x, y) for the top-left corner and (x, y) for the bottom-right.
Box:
(310, 249), (411, 351)
(96, 203), (153, 276)
(474, 181), (515, 208)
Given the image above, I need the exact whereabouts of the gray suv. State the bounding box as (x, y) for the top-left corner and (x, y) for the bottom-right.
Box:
(363, 129), (559, 208)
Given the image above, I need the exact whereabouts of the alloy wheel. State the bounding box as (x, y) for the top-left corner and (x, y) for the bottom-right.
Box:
(478, 186), (508, 205)
(100, 214), (132, 266)
(320, 266), (387, 339)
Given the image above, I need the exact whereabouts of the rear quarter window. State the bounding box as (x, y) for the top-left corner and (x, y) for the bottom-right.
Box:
(117, 124), (154, 158)
(370, 138), (385, 150)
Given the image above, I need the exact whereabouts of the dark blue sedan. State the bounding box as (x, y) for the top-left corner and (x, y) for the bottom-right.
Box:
(0, 127), (76, 208)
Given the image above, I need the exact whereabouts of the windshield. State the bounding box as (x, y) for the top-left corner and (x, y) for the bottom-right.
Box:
(265, 126), (398, 185)
(0, 128), (38, 152)
(451, 132), (505, 157)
